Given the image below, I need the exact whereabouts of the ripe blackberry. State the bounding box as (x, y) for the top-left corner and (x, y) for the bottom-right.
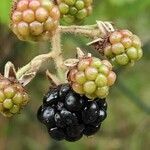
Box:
(0, 74), (29, 117)
(93, 30), (143, 66)
(67, 56), (116, 99)
(37, 83), (108, 142)
(56, 0), (93, 24)
(11, 0), (60, 41)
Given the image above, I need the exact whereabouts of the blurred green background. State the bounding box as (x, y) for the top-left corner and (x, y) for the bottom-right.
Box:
(0, 0), (150, 150)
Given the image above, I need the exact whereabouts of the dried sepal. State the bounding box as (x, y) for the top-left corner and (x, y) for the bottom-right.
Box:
(46, 70), (61, 86)
(4, 62), (17, 79)
(64, 59), (79, 68)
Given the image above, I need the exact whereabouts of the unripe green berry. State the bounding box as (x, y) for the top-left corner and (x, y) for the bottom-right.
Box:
(30, 21), (43, 35)
(75, 71), (86, 84)
(17, 21), (29, 36)
(102, 60), (113, 70)
(49, 6), (60, 20)
(75, 1), (85, 10)
(132, 35), (142, 48)
(126, 47), (138, 60)
(121, 37), (132, 48)
(85, 67), (98, 80)
(112, 43), (125, 55)
(22, 93), (30, 106)
(121, 30), (132, 37)
(62, 15), (75, 23)
(137, 48), (143, 60)
(13, 92), (23, 105)
(115, 54), (129, 65)
(76, 9), (87, 19)
(29, 0), (40, 10)
(42, 1), (54, 11)
(95, 74), (107, 87)
(68, 69), (78, 82)
(4, 86), (16, 99)
(0, 91), (5, 103)
(59, 3), (69, 14)
(91, 57), (102, 68)
(72, 83), (84, 94)
(104, 44), (113, 58)
(68, 56), (116, 99)
(78, 59), (90, 71)
(12, 11), (22, 23)
(10, 105), (20, 114)
(17, 0), (29, 11)
(85, 93), (96, 100)
(83, 81), (96, 94)
(109, 31), (122, 44)
(35, 7), (49, 22)
(23, 9), (35, 23)
(3, 99), (13, 109)
(58, 0), (93, 24)
(44, 17), (56, 31)
(96, 86), (109, 98)
(64, 0), (76, 6)
(98, 64), (110, 76)
(107, 71), (116, 86)
(69, 7), (78, 15)
(95, 29), (143, 66)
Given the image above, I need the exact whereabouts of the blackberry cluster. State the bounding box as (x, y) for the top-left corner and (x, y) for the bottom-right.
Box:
(103, 30), (143, 66)
(37, 84), (107, 142)
(56, 0), (93, 24)
(67, 57), (116, 99)
(11, 0), (60, 41)
(0, 74), (29, 117)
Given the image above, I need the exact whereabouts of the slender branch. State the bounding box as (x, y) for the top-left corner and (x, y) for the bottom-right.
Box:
(60, 25), (101, 38)
(60, 21), (115, 38)
(16, 52), (53, 79)
(51, 28), (66, 82)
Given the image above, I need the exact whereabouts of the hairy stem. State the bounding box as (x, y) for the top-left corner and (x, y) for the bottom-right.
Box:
(60, 25), (100, 38)
(60, 21), (115, 38)
(51, 28), (66, 82)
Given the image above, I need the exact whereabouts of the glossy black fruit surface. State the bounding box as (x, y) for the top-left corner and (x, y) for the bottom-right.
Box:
(43, 87), (59, 105)
(48, 127), (65, 141)
(83, 125), (101, 136)
(60, 108), (78, 126)
(82, 102), (99, 124)
(65, 92), (85, 112)
(37, 106), (56, 128)
(37, 84), (108, 142)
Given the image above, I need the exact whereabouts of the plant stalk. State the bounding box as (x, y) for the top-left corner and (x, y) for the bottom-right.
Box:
(60, 25), (101, 38)
(51, 28), (66, 82)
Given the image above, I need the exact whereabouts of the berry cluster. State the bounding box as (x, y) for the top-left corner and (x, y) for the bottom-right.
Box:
(0, 74), (29, 117)
(56, 0), (93, 24)
(11, 0), (60, 41)
(37, 84), (107, 142)
(67, 56), (116, 99)
(103, 30), (143, 66)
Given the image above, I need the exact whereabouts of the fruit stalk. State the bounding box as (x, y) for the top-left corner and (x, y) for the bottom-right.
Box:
(60, 25), (100, 38)
(60, 21), (114, 38)
(51, 27), (66, 82)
